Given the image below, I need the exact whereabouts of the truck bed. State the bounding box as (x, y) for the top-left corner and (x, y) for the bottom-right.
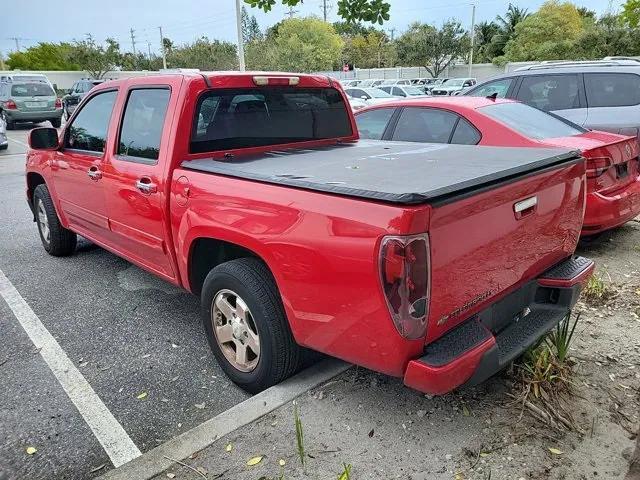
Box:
(181, 140), (581, 204)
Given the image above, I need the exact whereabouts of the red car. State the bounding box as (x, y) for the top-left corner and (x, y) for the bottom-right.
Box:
(355, 97), (640, 236)
(25, 72), (592, 395)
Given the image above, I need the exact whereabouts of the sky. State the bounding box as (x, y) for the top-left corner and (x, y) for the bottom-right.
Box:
(2, 0), (616, 58)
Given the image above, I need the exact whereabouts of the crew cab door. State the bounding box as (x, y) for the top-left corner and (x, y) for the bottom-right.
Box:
(53, 89), (118, 239)
(102, 85), (177, 280)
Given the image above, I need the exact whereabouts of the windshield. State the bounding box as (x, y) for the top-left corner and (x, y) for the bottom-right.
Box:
(480, 102), (586, 140)
(191, 87), (352, 153)
(11, 83), (55, 97)
(444, 79), (465, 87)
(404, 86), (425, 96)
(367, 88), (393, 98)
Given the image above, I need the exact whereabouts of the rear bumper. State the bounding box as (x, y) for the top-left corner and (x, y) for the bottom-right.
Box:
(5, 109), (63, 123)
(583, 176), (640, 235)
(403, 256), (594, 395)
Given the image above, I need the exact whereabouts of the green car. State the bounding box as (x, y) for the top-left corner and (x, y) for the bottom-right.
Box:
(0, 81), (63, 129)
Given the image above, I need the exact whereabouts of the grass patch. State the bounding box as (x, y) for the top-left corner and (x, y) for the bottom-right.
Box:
(293, 402), (305, 468)
(337, 463), (352, 480)
(581, 274), (616, 306)
(512, 312), (582, 432)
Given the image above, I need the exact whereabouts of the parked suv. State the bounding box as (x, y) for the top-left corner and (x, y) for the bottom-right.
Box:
(431, 78), (476, 95)
(464, 59), (640, 142)
(0, 81), (63, 129)
(62, 79), (105, 120)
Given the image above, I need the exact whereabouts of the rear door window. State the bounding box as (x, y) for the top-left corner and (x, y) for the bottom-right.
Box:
(584, 73), (640, 107)
(467, 78), (514, 98)
(355, 108), (395, 139)
(516, 74), (580, 111)
(191, 87), (352, 153)
(450, 117), (481, 145)
(117, 88), (171, 162)
(391, 107), (458, 143)
(65, 90), (117, 152)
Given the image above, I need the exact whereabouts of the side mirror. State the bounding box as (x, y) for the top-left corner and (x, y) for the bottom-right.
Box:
(29, 127), (60, 150)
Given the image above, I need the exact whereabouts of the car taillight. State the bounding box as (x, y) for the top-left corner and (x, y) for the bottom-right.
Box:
(253, 75), (299, 86)
(585, 156), (612, 178)
(5, 100), (17, 110)
(55, 98), (62, 108)
(379, 234), (430, 339)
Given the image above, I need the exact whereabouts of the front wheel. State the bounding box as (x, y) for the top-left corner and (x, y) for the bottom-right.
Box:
(33, 184), (77, 256)
(201, 258), (304, 393)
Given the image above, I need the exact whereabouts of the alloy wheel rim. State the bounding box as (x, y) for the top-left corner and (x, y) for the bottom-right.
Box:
(211, 289), (260, 372)
(36, 199), (50, 244)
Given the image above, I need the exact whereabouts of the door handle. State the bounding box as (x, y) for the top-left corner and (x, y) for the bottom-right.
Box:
(87, 166), (102, 180)
(514, 196), (537, 219)
(136, 178), (158, 194)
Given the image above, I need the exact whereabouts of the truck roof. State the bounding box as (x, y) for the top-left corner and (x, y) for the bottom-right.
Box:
(182, 140), (580, 205)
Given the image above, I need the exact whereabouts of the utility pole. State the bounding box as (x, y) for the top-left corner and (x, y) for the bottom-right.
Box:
(321, 0), (332, 21)
(130, 28), (137, 55)
(285, 6), (298, 18)
(159, 26), (167, 69)
(388, 27), (396, 41)
(235, 0), (246, 71)
(147, 42), (152, 60)
(468, 3), (476, 77)
(10, 37), (20, 52)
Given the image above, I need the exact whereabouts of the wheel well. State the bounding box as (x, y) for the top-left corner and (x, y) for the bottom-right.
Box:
(26, 172), (46, 208)
(189, 238), (260, 295)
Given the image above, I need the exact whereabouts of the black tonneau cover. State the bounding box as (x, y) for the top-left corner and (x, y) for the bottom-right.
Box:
(181, 140), (581, 205)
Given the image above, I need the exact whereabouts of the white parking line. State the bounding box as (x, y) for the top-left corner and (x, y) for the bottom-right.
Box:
(0, 269), (141, 467)
(7, 137), (28, 148)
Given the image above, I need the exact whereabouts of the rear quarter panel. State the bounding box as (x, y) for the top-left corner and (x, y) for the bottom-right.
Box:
(171, 170), (430, 376)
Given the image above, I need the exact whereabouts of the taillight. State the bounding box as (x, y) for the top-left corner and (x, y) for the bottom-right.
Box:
(585, 156), (612, 178)
(5, 100), (17, 110)
(55, 98), (62, 108)
(379, 234), (430, 339)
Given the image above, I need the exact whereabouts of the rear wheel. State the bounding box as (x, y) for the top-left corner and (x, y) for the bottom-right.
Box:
(2, 111), (14, 130)
(201, 257), (304, 393)
(33, 184), (77, 256)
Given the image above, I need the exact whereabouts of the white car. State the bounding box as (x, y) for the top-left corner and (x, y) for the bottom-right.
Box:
(0, 115), (7, 150)
(355, 79), (385, 88)
(430, 78), (477, 96)
(341, 79), (361, 88)
(379, 79), (413, 86)
(344, 87), (399, 105)
(378, 85), (430, 98)
(347, 96), (368, 111)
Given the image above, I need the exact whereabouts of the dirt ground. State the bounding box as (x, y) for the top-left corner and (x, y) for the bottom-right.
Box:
(154, 219), (640, 480)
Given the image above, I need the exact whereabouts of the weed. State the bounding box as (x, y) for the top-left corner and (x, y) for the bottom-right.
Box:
(337, 463), (352, 480)
(582, 274), (616, 306)
(513, 311), (582, 431)
(293, 402), (305, 468)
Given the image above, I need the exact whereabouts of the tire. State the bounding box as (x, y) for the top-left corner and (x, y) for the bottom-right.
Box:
(33, 184), (77, 256)
(50, 118), (62, 128)
(0, 144), (7, 151)
(201, 257), (304, 393)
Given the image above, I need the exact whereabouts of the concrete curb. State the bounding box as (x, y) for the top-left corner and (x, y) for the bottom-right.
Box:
(99, 359), (351, 480)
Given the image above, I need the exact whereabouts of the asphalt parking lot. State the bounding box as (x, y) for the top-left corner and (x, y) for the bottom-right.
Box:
(0, 125), (255, 479)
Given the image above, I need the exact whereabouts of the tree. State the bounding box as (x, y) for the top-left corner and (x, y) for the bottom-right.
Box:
(332, 21), (373, 36)
(6, 42), (80, 70)
(622, 0), (640, 27)
(396, 21), (469, 78)
(473, 21), (501, 63)
(245, 0), (390, 24)
(342, 30), (396, 68)
(72, 36), (121, 79)
(574, 13), (640, 58)
(486, 4), (530, 60)
(272, 17), (344, 72)
(167, 37), (237, 70)
(503, 1), (584, 62)
(241, 6), (263, 44)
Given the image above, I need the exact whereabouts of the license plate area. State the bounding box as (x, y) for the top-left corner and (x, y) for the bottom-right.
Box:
(25, 101), (47, 108)
(615, 162), (629, 180)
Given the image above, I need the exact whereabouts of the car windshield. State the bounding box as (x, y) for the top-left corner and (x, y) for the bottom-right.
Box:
(11, 83), (55, 97)
(404, 86), (425, 96)
(366, 88), (393, 98)
(444, 79), (465, 87)
(480, 102), (586, 140)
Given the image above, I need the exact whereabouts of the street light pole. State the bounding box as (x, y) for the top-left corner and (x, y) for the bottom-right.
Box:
(159, 26), (167, 70)
(468, 3), (476, 77)
(235, 0), (246, 71)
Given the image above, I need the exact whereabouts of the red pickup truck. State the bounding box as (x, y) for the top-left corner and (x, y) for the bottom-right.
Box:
(25, 72), (594, 395)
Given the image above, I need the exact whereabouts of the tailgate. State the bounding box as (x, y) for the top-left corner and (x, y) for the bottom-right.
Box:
(425, 159), (586, 344)
(585, 136), (639, 195)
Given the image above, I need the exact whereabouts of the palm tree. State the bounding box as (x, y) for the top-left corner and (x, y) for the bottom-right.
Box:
(488, 4), (530, 58)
